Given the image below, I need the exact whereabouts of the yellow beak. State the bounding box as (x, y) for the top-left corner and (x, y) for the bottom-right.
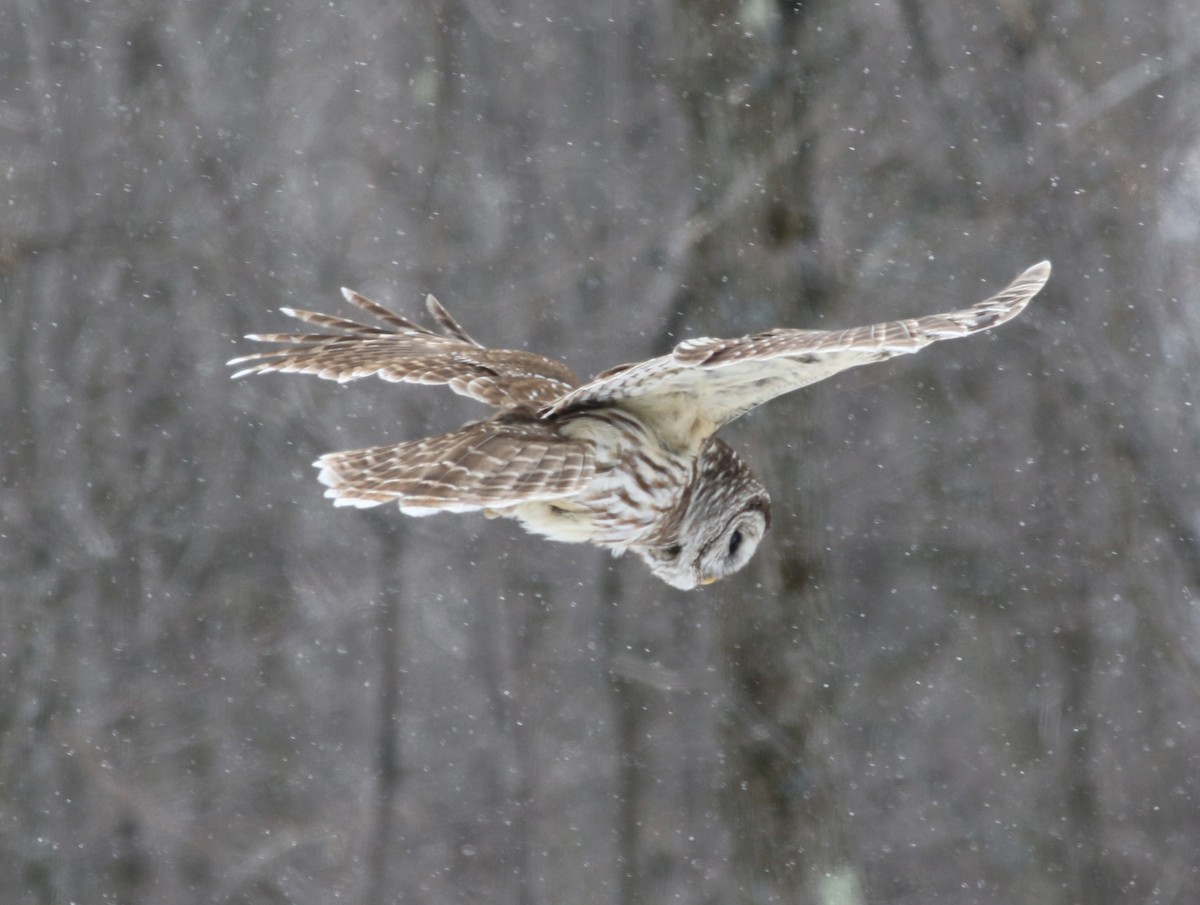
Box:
(698, 576), (719, 586)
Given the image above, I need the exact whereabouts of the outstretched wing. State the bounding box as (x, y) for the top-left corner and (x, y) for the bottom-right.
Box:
(229, 290), (578, 411)
(315, 418), (596, 513)
(543, 261), (1050, 442)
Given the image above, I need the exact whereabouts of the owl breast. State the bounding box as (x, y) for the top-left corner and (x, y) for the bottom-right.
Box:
(508, 407), (693, 549)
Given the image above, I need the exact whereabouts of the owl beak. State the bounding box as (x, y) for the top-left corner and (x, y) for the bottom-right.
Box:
(698, 576), (719, 587)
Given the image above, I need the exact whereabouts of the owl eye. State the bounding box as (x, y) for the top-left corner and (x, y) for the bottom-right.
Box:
(727, 529), (743, 557)
(664, 544), (683, 559)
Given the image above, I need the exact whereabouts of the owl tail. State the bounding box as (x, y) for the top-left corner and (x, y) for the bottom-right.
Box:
(313, 422), (597, 516)
(315, 447), (407, 509)
(314, 443), (498, 515)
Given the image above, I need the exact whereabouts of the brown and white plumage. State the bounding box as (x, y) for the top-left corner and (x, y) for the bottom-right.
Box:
(230, 260), (1050, 588)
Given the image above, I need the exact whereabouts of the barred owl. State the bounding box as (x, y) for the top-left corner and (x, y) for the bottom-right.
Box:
(230, 261), (1049, 588)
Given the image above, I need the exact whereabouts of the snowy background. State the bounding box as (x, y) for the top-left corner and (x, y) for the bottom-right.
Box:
(4, 1), (1200, 902)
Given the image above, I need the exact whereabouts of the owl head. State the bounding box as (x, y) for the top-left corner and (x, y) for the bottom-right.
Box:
(635, 438), (771, 590)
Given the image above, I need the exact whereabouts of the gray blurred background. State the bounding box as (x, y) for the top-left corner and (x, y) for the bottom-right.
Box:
(4, 1), (1200, 903)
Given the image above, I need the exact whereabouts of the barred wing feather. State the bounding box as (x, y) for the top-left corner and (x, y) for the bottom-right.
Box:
(230, 290), (578, 411)
(543, 261), (1050, 436)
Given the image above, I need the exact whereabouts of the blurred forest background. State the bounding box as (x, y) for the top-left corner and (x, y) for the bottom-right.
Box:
(4, 0), (1200, 903)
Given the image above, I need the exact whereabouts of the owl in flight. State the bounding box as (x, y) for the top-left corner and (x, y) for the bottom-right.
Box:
(230, 261), (1049, 588)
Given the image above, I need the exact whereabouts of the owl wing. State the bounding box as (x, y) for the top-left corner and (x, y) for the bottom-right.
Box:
(229, 290), (578, 411)
(315, 418), (596, 513)
(543, 261), (1049, 441)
